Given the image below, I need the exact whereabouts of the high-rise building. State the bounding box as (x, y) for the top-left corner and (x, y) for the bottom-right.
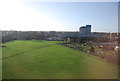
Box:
(79, 25), (91, 35)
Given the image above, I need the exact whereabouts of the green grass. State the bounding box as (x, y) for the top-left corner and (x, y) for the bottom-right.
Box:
(2, 40), (118, 79)
(0, 46), (2, 79)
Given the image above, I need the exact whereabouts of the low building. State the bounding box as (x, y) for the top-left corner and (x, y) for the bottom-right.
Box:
(47, 37), (61, 41)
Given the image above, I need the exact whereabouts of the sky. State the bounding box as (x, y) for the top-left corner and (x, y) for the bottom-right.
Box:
(0, 0), (119, 32)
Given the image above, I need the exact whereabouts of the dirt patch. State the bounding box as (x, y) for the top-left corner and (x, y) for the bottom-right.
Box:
(59, 43), (119, 66)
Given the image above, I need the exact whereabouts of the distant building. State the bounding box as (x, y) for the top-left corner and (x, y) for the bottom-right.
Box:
(61, 25), (97, 43)
(47, 37), (61, 41)
(79, 25), (91, 35)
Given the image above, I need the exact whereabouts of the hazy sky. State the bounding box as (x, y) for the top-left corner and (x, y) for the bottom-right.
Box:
(0, 0), (119, 32)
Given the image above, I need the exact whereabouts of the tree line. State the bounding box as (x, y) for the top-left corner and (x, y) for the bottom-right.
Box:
(2, 31), (63, 43)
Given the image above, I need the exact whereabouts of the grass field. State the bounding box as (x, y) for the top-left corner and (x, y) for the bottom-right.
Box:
(2, 40), (118, 79)
(0, 46), (2, 79)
